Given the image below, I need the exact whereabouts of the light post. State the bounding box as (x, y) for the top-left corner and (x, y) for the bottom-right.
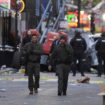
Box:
(77, 0), (81, 28)
(15, 0), (18, 49)
(90, 12), (95, 34)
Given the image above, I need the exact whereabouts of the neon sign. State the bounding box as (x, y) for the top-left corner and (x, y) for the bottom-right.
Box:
(17, 0), (25, 13)
(11, 0), (25, 12)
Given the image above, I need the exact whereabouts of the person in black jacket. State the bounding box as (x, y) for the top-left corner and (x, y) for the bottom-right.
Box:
(70, 31), (87, 76)
(22, 35), (43, 95)
(95, 32), (105, 77)
(49, 36), (73, 96)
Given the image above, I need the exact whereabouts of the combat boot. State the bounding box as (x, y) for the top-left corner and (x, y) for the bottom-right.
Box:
(29, 91), (33, 95)
(34, 88), (38, 93)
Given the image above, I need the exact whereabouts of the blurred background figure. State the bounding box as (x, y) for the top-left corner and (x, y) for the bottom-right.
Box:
(70, 31), (87, 76)
(95, 32), (105, 77)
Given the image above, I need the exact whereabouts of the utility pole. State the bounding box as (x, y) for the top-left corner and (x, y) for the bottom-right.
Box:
(77, 0), (81, 28)
(15, 0), (18, 49)
(90, 12), (95, 34)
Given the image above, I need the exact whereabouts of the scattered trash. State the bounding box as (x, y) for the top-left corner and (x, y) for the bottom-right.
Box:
(0, 67), (18, 75)
(0, 89), (6, 92)
(0, 65), (6, 70)
(90, 81), (104, 84)
(90, 68), (97, 74)
(77, 77), (90, 83)
(18, 66), (25, 74)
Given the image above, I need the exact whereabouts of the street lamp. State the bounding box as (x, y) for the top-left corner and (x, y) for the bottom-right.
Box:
(15, 0), (18, 49)
(90, 12), (95, 34)
(77, 0), (81, 28)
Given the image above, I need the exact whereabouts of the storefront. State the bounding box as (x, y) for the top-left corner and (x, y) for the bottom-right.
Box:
(0, 0), (16, 67)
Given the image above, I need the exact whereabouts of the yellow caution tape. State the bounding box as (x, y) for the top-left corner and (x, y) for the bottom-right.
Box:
(90, 81), (104, 84)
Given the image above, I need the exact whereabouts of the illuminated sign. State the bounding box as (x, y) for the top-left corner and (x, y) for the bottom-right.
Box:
(0, 0), (10, 9)
(67, 12), (78, 22)
(17, 0), (25, 13)
(67, 12), (78, 27)
(11, 0), (25, 12)
(67, 11), (90, 31)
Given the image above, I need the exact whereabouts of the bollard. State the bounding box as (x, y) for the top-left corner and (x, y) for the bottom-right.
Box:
(98, 86), (105, 105)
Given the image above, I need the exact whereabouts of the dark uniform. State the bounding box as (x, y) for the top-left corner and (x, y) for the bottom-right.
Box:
(23, 36), (43, 95)
(70, 32), (87, 76)
(50, 38), (60, 72)
(95, 32), (105, 77)
(49, 37), (73, 96)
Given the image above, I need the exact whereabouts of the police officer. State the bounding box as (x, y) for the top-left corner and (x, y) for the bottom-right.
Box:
(95, 32), (105, 77)
(70, 31), (87, 76)
(23, 35), (43, 95)
(49, 36), (73, 96)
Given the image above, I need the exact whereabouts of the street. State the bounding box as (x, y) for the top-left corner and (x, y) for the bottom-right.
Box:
(0, 72), (105, 105)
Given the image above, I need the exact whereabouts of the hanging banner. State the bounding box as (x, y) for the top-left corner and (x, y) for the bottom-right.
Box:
(0, 0), (10, 9)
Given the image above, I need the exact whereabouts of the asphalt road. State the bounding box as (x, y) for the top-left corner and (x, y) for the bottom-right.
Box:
(0, 72), (105, 105)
